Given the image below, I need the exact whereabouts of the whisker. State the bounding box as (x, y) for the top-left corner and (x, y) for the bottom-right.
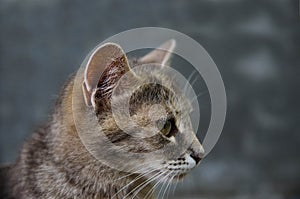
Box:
(172, 171), (180, 195)
(183, 70), (197, 95)
(114, 168), (145, 182)
(114, 160), (162, 181)
(162, 172), (174, 199)
(112, 168), (158, 199)
(114, 165), (150, 182)
(131, 170), (168, 199)
(166, 171), (177, 199)
(125, 170), (165, 199)
(144, 175), (164, 199)
(190, 90), (209, 105)
(190, 74), (199, 87)
(157, 172), (172, 199)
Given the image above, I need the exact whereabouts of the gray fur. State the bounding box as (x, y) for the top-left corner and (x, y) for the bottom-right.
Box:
(0, 41), (204, 198)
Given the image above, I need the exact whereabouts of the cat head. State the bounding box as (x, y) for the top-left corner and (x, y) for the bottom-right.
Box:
(81, 40), (204, 181)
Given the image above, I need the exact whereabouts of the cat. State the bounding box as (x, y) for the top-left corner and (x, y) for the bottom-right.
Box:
(0, 39), (204, 199)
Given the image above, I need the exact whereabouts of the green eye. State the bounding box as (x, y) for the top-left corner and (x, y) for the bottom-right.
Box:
(161, 121), (172, 136)
(157, 119), (172, 137)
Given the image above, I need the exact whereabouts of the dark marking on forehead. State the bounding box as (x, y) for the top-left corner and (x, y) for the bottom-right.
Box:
(128, 83), (175, 115)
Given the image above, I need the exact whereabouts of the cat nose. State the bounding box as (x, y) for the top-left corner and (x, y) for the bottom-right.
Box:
(190, 150), (203, 164)
(188, 139), (205, 164)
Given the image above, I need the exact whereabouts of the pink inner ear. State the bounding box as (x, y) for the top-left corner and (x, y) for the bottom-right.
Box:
(84, 52), (108, 92)
(82, 82), (92, 107)
(96, 55), (129, 88)
(82, 43), (132, 107)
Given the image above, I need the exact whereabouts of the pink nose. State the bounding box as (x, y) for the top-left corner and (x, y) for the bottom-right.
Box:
(190, 150), (202, 164)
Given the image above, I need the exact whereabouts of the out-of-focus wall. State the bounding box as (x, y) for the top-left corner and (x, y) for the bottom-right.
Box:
(0, 0), (299, 198)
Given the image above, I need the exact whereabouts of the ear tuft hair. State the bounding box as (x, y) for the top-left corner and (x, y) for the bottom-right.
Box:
(82, 43), (131, 107)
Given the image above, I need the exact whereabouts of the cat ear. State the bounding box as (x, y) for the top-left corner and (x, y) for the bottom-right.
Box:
(139, 39), (176, 67)
(82, 43), (131, 107)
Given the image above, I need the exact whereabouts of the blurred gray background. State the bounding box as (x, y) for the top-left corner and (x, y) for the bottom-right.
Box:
(0, 0), (299, 198)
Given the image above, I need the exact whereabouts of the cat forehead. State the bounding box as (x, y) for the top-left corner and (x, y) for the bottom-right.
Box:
(128, 92), (190, 119)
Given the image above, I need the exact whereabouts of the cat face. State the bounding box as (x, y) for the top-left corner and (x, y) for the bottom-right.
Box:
(82, 40), (204, 181)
